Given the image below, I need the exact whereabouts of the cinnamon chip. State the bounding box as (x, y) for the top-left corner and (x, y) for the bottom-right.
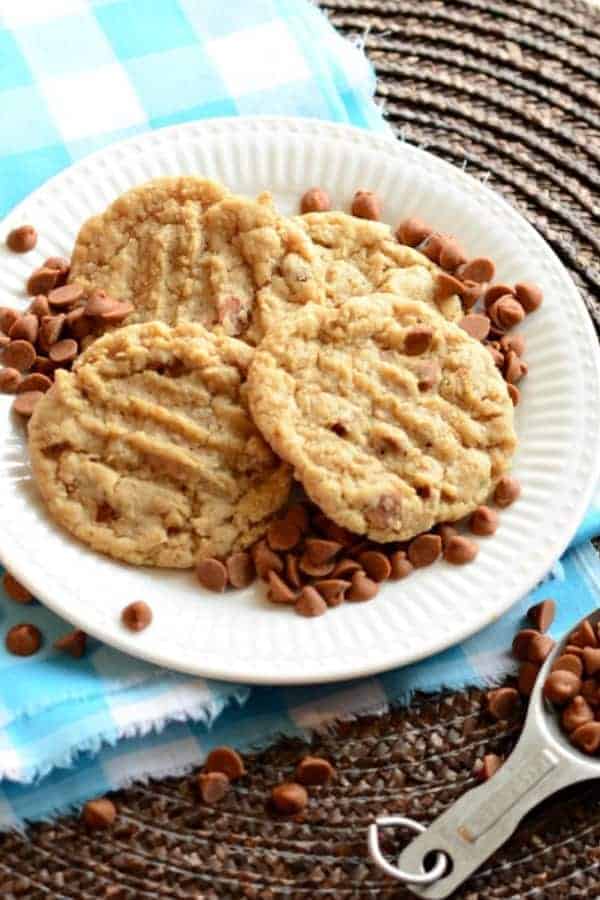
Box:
(331, 558), (362, 578)
(54, 629), (87, 658)
(527, 598), (556, 633)
(3, 573), (33, 604)
(499, 333), (526, 357)
(314, 579), (350, 606)
(267, 570), (296, 604)
(9, 314), (38, 344)
(3, 339), (36, 371)
(443, 535), (479, 565)
(300, 187), (331, 214)
(460, 280), (483, 310)
(527, 633), (555, 664)
(271, 782), (308, 815)
(434, 271), (463, 303)
(460, 257), (495, 283)
(469, 506), (499, 537)
(295, 586), (327, 617)
(357, 551), (391, 582)
(196, 558), (228, 592)
(39, 313), (66, 350)
(351, 190), (381, 221)
(298, 554), (335, 578)
(395, 217), (432, 247)
(6, 225), (37, 253)
(304, 538), (341, 564)
(12, 390), (43, 417)
(514, 281), (543, 313)
(543, 670), (581, 705)
(26, 266), (60, 296)
(267, 519), (301, 552)
(512, 629), (540, 661)
(389, 550), (413, 579)
(493, 476), (521, 508)
(489, 296), (526, 331)
(295, 755), (335, 786)
(552, 654), (583, 678)
(570, 721), (600, 754)
(48, 283), (83, 309)
(562, 697), (594, 733)
(438, 237), (467, 271)
(49, 338), (78, 364)
(346, 571), (378, 601)
(404, 325), (433, 355)
(0, 367), (22, 393)
(225, 552), (255, 589)
(205, 746), (246, 780)
(252, 540), (283, 580)
(421, 233), (445, 263)
(487, 687), (521, 720)
(6, 623), (42, 656)
(197, 771), (230, 804)
(82, 798), (117, 830)
(121, 600), (153, 632)
(484, 283), (515, 309)
(459, 314), (491, 341)
(407, 533), (442, 568)
(285, 553), (302, 589)
(18, 373), (52, 394)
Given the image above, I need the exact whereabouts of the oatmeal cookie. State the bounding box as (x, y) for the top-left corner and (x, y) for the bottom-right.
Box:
(248, 295), (516, 542)
(28, 322), (292, 567)
(69, 179), (321, 344)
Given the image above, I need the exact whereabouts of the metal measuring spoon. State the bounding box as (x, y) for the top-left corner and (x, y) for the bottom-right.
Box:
(368, 609), (600, 897)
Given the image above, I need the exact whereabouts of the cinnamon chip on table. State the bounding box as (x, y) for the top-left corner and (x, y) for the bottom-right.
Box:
(270, 782), (308, 815)
(54, 629), (87, 658)
(527, 598), (556, 633)
(295, 755), (335, 785)
(204, 746), (246, 780)
(82, 797), (117, 830)
(197, 771), (230, 804)
(6, 623), (42, 656)
(3, 572), (33, 604)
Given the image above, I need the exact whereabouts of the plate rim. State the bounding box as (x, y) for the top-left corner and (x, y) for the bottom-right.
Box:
(1, 114), (599, 685)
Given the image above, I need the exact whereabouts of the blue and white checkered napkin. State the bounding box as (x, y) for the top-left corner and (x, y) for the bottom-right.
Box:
(1, 0), (599, 829)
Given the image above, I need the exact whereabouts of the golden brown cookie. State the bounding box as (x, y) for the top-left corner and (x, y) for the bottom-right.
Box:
(248, 295), (516, 542)
(69, 178), (321, 344)
(28, 322), (292, 567)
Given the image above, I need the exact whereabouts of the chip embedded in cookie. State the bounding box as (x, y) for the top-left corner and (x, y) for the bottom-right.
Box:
(248, 295), (516, 543)
(69, 179), (322, 344)
(293, 211), (463, 322)
(28, 322), (292, 567)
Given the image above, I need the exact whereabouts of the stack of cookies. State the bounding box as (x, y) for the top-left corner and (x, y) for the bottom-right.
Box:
(4, 176), (540, 615)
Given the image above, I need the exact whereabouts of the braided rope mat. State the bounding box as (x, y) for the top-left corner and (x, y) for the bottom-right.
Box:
(2, 0), (600, 896)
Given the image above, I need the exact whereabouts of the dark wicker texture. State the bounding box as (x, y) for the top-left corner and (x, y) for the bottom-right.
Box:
(2, 0), (600, 896)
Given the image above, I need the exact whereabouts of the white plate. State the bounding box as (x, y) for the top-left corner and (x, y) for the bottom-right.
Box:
(1, 117), (599, 685)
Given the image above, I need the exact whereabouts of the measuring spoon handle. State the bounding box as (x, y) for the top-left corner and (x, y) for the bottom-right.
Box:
(395, 730), (586, 898)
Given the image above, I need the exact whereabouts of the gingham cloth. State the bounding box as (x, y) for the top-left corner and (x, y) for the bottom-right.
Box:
(0, 0), (599, 829)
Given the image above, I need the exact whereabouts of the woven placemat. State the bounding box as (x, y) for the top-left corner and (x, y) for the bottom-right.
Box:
(2, 0), (600, 896)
